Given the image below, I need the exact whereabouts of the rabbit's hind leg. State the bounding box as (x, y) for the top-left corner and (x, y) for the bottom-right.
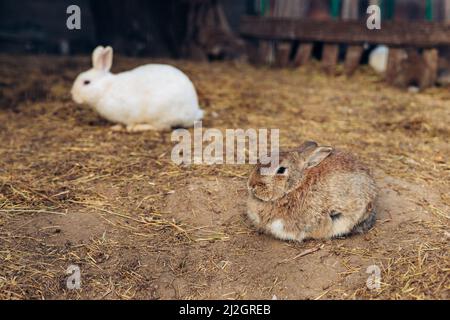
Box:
(351, 210), (377, 235)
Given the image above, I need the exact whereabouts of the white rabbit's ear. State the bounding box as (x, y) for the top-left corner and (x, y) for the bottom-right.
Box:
(92, 46), (113, 71)
(305, 147), (333, 169)
(92, 46), (105, 69)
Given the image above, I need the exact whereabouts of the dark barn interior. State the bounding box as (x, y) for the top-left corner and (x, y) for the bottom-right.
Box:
(0, 0), (248, 58)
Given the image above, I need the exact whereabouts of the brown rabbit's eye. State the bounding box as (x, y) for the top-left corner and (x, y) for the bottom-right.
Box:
(83, 80), (91, 85)
(276, 167), (287, 175)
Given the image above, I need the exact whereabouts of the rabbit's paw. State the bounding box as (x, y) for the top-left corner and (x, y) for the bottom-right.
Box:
(110, 124), (126, 132)
(126, 124), (159, 132)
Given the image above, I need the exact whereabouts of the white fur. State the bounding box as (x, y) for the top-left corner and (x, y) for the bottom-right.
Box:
(71, 46), (203, 130)
(331, 217), (353, 237)
(369, 45), (389, 74)
(267, 219), (299, 241)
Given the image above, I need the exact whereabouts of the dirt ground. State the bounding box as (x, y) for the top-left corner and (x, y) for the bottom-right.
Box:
(0, 54), (448, 300)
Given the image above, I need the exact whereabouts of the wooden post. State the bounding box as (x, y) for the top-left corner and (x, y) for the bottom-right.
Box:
(273, 0), (312, 68)
(294, 43), (313, 67)
(310, 0), (338, 74)
(344, 45), (364, 76)
(342, 0), (362, 76)
(322, 44), (339, 74)
(257, 40), (275, 65)
(276, 42), (292, 67)
(385, 48), (405, 86)
(422, 48), (439, 88)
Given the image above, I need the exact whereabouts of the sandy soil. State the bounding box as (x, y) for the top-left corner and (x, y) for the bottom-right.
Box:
(0, 54), (448, 300)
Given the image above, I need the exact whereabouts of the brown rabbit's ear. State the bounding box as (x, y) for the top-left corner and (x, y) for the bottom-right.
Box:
(285, 164), (304, 194)
(92, 46), (113, 71)
(304, 147), (333, 169)
(298, 141), (318, 153)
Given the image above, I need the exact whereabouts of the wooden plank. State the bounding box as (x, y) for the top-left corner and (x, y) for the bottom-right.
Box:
(344, 45), (364, 76)
(434, 0), (446, 21)
(341, 0), (359, 19)
(273, 0), (310, 18)
(310, 0), (332, 20)
(275, 42), (292, 67)
(322, 44), (339, 75)
(246, 41), (260, 65)
(257, 40), (275, 65)
(294, 43), (313, 67)
(385, 48), (406, 86)
(240, 16), (450, 47)
(422, 48), (439, 88)
(445, 0), (450, 21)
(395, 0), (426, 21)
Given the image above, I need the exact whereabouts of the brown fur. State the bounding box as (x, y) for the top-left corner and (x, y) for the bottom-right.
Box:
(247, 141), (378, 242)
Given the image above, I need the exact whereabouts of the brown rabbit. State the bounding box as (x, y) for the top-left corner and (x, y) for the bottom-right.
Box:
(247, 141), (377, 242)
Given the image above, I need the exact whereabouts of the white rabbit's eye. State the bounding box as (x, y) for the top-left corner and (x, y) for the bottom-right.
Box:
(276, 167), (287, 175)
(83, 80), (91, 85)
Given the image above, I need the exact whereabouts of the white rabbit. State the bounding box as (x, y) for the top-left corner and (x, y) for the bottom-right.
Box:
(369, 45), (389, 74)
(71, 46), (204, 132)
